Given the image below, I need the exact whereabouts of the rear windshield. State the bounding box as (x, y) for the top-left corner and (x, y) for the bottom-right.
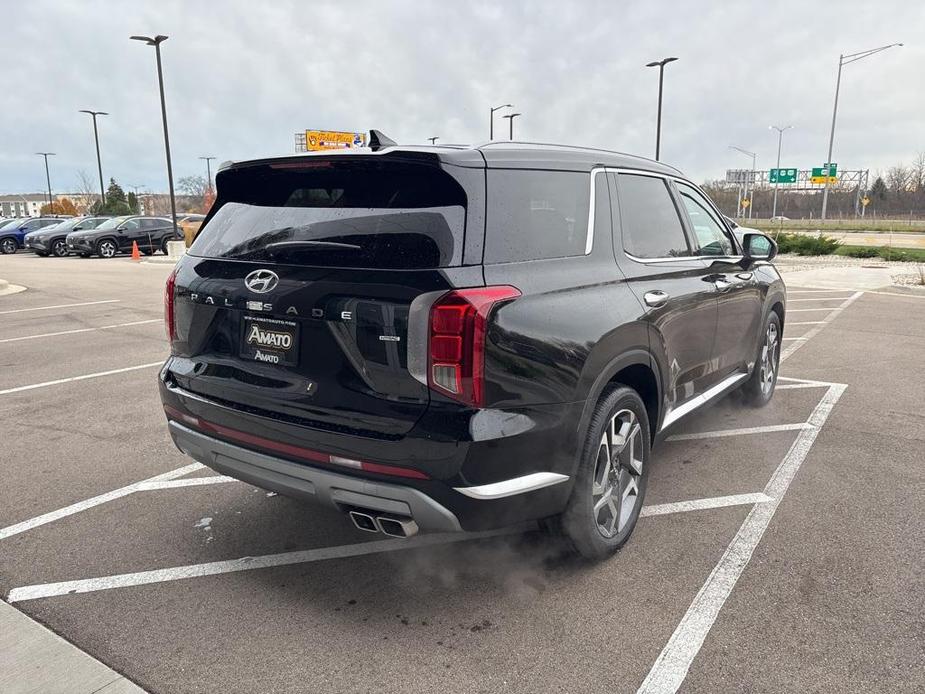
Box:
(189, 161), (467, 268)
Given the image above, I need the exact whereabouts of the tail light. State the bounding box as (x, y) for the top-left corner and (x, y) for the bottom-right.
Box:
(427, 286), (520, 407)
(164, 268), (177, 342)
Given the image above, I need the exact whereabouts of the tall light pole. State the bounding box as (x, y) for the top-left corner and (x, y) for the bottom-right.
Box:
(35, 152), (56, 212)
(78, 110), (108, 207)
(198, 156), (216, 194)
(820, 43), (902, 221)
(131, 34), (178, 236)
(490, 103), (512, 140)
(729, 145), (757, 219)
(769, 125), (793, 219)
(427, 137), (439, 145)
(646, 57), (678, 161)
(502, 113), (521, 140)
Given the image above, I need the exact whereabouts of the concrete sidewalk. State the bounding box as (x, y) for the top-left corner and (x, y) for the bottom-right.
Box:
(0, 599), (145, 694)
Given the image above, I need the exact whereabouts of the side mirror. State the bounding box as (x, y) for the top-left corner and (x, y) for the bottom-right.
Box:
(742, 232), (777, 263)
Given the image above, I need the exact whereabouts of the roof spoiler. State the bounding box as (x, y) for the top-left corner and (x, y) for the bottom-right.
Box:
(368, 129), (397, 151)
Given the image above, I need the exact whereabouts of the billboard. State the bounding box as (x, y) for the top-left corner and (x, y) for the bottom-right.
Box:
(302, 130), (367, 151)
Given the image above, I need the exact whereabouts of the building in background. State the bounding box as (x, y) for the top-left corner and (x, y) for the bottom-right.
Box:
(0, 194), (48, 218)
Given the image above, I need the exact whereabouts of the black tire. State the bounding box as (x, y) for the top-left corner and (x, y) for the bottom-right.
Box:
(35, 251), (49, 257)
(79, 252), (91, 258)
(741, 311), (781, 407)
(97, 238), (119, 259)
(142, 249), (154, 256)
(556, 385), (651, 560)
(160, 237), (171, 254)
(0, 237), (17, 254)
(51, 239), (69, 257)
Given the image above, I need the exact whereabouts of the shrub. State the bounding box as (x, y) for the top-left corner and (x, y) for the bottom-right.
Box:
(777, 233), (839, 256)
(842, 247), (878, 259)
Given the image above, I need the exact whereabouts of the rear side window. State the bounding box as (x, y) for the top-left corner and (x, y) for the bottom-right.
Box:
(190, 161), (467, 269)
(485, 170), (590, 263)
(616, 174), (691, 259)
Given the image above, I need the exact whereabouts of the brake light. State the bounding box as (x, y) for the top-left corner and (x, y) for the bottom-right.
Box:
(164, 268), (177, 342)
(427, 286), (521, 407)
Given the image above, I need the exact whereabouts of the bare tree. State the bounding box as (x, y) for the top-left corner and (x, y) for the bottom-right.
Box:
(911, 152), (925, 194)
(886, 165), (911, 193)
(74, 169), (101, 213)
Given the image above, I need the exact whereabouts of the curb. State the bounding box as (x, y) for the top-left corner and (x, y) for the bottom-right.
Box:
(0, 279), (27, 297)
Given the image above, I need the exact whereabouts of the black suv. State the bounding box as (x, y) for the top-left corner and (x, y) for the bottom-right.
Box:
(26, 216), (110, 257)
(67, 215), (177, 258)
(159, 139), (784, 559)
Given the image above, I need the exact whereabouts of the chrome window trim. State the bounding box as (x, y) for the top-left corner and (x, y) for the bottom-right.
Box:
(604, 167), (743, 263)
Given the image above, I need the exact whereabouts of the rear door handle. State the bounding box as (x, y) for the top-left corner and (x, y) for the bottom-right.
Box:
(735, 272), (754, 282)
(643, 290), (669, 308)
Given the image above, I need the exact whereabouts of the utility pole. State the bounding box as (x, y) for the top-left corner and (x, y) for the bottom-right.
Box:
(35, 152), (56, 212)
(131, 34), (178, 237)
(78, 110), (108, 207)
(820, 43), (902, 221)
(489, 104), (512, 140)
(645, 57), (678, 161)
(769, 125), (793, 219)
(427, 137), (439, 145)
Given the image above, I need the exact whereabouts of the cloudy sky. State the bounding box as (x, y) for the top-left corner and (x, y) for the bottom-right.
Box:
(3, 0), (921, 195)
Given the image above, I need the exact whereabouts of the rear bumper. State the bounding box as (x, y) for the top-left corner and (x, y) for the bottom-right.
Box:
(159, 363), (582, 531)
(168, 420), (463, 532)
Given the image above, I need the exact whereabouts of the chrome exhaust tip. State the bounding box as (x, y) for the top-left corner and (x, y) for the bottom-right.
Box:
(348, 510), (379, 533)
(376, 516), (419, 538)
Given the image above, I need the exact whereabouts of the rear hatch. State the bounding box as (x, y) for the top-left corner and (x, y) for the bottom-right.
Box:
(167, 153), (484, 439)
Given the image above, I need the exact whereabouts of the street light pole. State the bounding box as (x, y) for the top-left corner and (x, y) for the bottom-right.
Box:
(820, 43), (902, 221)
(645, 57), (678, 161)
(489, 103), (512, 140)
(503, 113), (521, 140)
(198, 156), (216, 194)
(427, 137), (439, 145)
(131, 34), (178, 237)
(78, 110), (108, 207)
(729, 145), (757, 219)
(769, 125), (793, 219)
(35, 152), (56, 212)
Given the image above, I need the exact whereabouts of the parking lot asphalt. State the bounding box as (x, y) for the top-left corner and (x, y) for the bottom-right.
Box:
(1, 252), (923, 694)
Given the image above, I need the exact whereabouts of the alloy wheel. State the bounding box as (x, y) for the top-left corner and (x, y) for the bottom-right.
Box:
(759, 322), (779, 395)
(99, 240), (117, 258)
(52, 240), (68, 257)
(592, 408), (644, 538)
(0, 238), (16, 254)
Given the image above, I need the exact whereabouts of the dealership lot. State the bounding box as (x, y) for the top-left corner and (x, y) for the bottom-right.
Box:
(0, 253), (922, 693)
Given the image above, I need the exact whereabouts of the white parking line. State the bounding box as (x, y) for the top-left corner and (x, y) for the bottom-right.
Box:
(788, 321), (826, 325)
(0, 299), (120, 315)
(787, 297), (852, 302)
(637, 382), (846, 694)
(0, 463), (203, 541)
(639, 493), (772, 517)
(5, 529), (521, 603)
(782, 337), (806, 342)
(788, 307), (840, 312)
(776, 383), (827, 390)
(786, 290), (851, 294)
(666, 423), (810, 442)
(4, 491), (777, 602)
(136, 475), (237, 491)
(0, 362), (163, 396)
(0, 319), (160, 344)
(781, 291), (863, 363)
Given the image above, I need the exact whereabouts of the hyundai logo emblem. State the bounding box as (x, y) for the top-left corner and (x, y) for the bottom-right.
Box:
(244, 269), (279, 294)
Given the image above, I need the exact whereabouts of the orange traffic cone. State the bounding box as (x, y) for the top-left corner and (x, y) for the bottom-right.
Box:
(131, 240), (141, 262)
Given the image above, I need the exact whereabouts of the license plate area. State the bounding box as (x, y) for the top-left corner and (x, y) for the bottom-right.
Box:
(240, 315), (300, 366)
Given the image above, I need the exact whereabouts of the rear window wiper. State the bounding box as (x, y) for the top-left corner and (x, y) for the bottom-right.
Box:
(263, 240), (362, 252)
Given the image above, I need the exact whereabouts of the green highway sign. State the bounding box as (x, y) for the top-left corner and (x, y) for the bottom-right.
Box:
(769, 167), (797, 183)
(811, 163), (838, 184)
